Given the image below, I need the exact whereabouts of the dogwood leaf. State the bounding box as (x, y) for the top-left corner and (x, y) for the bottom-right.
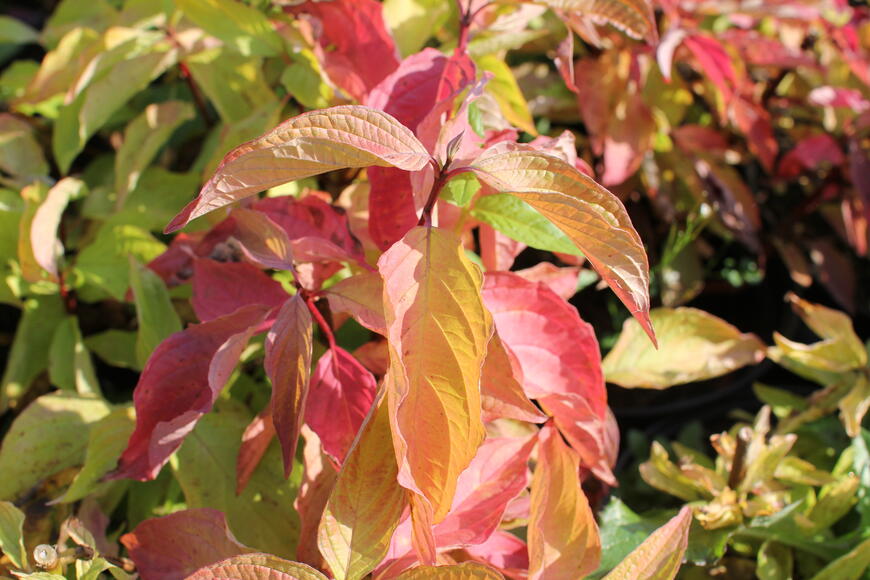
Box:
(187, 554), (328, 580)
(603, 506), (692, 580)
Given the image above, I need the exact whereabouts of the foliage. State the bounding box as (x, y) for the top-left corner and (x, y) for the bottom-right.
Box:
(0, 0), (868, 579)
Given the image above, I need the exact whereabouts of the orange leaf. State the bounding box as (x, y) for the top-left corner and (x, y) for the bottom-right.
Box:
(186, 553), (329, 580)
(167, 106), (431, 232)
(480, 332), (547, 424)
(602, 506), (692, 580)
(394, 562), (506, 579)
(528, 423), (601, 580)
(378, 227), (492, 525)
(544, 0), (658, 44)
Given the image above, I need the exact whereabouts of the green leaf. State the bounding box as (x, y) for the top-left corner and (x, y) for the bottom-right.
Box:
(84, 329), (140, 370)
(757, 541), (793, 580)
(0, 16), (38, 45)
(281, 49), (334, 110)
(603, 308), (765, 389)
(1, 295), (66, 411)
(75, 224), (166, 300)
(383, 0), (450, 57)
(48, 315), (101, 396)
(176, 0), (282, 57)
(603, 506), (692, 580)
(53, 405), (135, 503)
(0, 392), (111, 501)
(442, 173), (481, 207)
(594, 498), (662, 576)
(0, 501), (27, 569)
(852, 430), (870, 526)
(173, 405), (302, 559)
(0, 114), (49, 184)
(809, 537), (870, 580)
(471, 193), (582, 255)
(104, 169), (200, 232)
(128, 258), (181, 367)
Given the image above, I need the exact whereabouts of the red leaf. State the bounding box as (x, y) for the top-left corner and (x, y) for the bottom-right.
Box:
(305, 347), (377, 463)
(236, 407), (276, 495)
(122, 509), (253, 580)
(368, 167), (420, 251)
(482, 272), (607, 418)
(289, 0), (399, 101)
(779, 134), (846, 178)
(730, 97), (778, 172)
(191, 259), (288, 322)
(265, 295), (314, 477)
(110, 305), (270, 481)
(479, 224), (526, 272)
(672, 125), (730, 158)
(683, 34), (739, 102)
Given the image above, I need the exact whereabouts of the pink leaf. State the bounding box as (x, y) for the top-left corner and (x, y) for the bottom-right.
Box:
(480, 332), (547, 424)
(479, 224), (526, 272)
(191, 259), (288, 322)
(122, 509), (254, 580)
(730, 97), (778, 172)
(305, 347), (377, 463)
(265, 295), (314, 477)
(465, 531), (529, 580)
(601, 94), (655, 186)
(778, 134), (846, 178)
(656, 28), (687, 82)
(809, 86), (870, 112)
(514, 263), (581, 301)
(683, 33), (739, 102)
(109, 305), (270, 481)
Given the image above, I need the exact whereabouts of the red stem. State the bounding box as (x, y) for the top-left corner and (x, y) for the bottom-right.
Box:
(304, 293), (336, 351)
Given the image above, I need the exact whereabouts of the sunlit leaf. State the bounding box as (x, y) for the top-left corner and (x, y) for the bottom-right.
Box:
(475, 54), (536, 135)
(603, 308), (765, 389)
(808, 537), (870, 580)
(472, 150), (654, 342)
(394, 562), (506, 579)
(167, 107), (430, 233)
(480, 331), (547, 424)
(191, 259), (288, 323)
(379, 226), (492, 522)
(603, 506), (692, 580)
(176, 0), (282, 57)
(325, 271), (387, 335)
(840, 374), (870, 438)
(471, 194), (583, 256)
(537, 0), (657, 43)
(187, 553), (329, 580)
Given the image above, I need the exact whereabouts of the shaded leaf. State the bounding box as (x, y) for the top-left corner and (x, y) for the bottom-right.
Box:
(603, 308), (765, 389)
(0, 501), (27, 570)
(191, 259), (288, 323)
(471, 194), (582, 256)
(48, 315), (100, 396)
(129, 257), (182, 368)
(236, 408), (275, 496)
(121, 508), (254, 580)
(603, 506), (692, 580)
(0, 114), (48, 184)
(808, 537), (870, 580)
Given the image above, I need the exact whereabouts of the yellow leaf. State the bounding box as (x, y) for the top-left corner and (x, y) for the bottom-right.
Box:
(318, 394), (406, 580)
(529, 423), (601, 580)
(603, 307), (765, 389)
(168, 106), (430, 232)
(603, 506), (692, 580)
(475, 54), (537, 135)
(839, 373), (870, 437)
(378, 226), (492, 523)
(541, 0), (658, 44)
(472, 150), (654, 343)
(394, 562), (506, 579)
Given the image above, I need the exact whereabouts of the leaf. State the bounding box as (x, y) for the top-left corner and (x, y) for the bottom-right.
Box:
(167, 106), (430, 232)
(394, 562), (506, 579)
(0, 114), (49, 183)
(85, 329), (139, 371)
(114, 101), (195, 207)
(840, 374), (870, 438)
(109, 304), (269, 481)
(378, 226), (492, 522)
(121, 509), (254, 580)
(191, 259), (288, 323)
(318, 396), (406, 580)
(53, 406), (135, 503)
(29, 178), (85, 280)
(325, 271), (387, 335)
(683, 34), (739, 102)
(48, 315), (101, 397)
(471, 194), (583, 256)
(187, 554), (329, 580)
(475, 54), (536, 135)
(539, 0), (657, 44)
(367, 167), (420, 252)
(306, 347), (377, 464)
(603, 506), (692, 580)
(382, 0), (451, 57)
(808, 537), (870, 580)
(465, 531), (529, 578)
(176, 0), (282, 57)
(174, 408), (302, 559)
(265, 295), (313, 477)
(0, 392), (111, 501)
(0, 501), (27, 570)
(230, 208), (296, 271)
(471, 150), (654, 342)
(480, 331), (547, 424)
(603, 308), (765, 389)
(129, 257), (182, 368)
(236, 408), (275, 495)
(0, 16), (38, 45)
(529, 422), (601, 580)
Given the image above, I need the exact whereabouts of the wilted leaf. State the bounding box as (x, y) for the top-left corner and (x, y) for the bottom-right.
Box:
(0, 393), (111, 501)
(129, 258), (182, 368)
(306, 347), (376, 464)
(176, 0), (282, 57)
(603, 506), (692, 580)
(472, 150), (654, 342)
(528, 423), (601, 580)
(122, 509), (254, 580)
(394, 562), (506, 579)
(265, 295), (313, 477)
(603, 308), (765, 389)
(167, 106), (430, 232)
(0, 501), (27, 570)
(187, 553), (329, 580)
(110, 304), (269, 481)
(318, 396), (406, 580)
(379, 226), (492, 522)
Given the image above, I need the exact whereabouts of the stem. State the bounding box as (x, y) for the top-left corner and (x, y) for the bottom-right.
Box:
(178, 61), (213, 126)
(304, 293), (336, 351)
(417, 166), (470, 227)
(455, 0), (472, 53)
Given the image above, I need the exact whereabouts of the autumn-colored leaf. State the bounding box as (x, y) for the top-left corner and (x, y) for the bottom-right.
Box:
(465, 530), (529, 578)
(109, 305), (269, 481)
(294, 427), (338, 570)
(230, 208), (296, 271)
(306, 347), (377, 463)
(318, 395), (406, 580)
(191, 259), (288, 322)
(236, 407), (275, 495)
(186, 553), (329, 580)
(528, 422), (601, 580)
(602, 506), (692, 580)
(602, 307), (765, 389)
(394, 562), (506, 579)
(379, 226), (492, 523)
(480, 331), (547, 424)
(30, 178), (85, 280)
(683, 34), (739, 101)
(122, 509), (254, 580)
(265, 295), (313, 477)
(166, 106), (430, 232)
(325, 271), (387, 335)
(472, 150), (654, 342)
(539, 0), (658, 44)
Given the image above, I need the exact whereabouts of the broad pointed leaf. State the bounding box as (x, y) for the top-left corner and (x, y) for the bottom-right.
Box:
(236, 407), (275, 495)
(480, 331), (547, 424)
(603, 308), (766, 389)
(110, 305), (269, 481)
(176, 0), (282, 57)
(538, 0), (657, 43)
(187, 554), (328, 580)
(129, 257), (182, 368)
(602, 506), (692, 580)
(378, 226), (492, 522)
(306, 347), (377, 463)
(167, 106), (429, 232)
(30, 178), (86, 280)
(318, 395), (406, 580)
(122, 509), (254, 580)
(325, 272), (387, 335)
(294, 427), (338, 570)
(191, 259), (288, 323)
(529, 423), (601, 580)
(265, 295), (313, 477)
(230, 208), (296, 271)
(394, 562), (506, 579)
(0, 501), (27, 570)
(472, 151), (654, 342)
